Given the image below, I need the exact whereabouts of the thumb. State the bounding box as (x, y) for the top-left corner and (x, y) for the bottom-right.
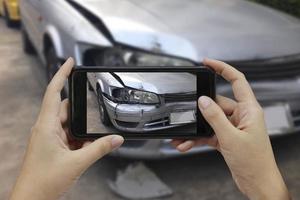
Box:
(198, 96), (236, 141)
(74, 135), (124, 169)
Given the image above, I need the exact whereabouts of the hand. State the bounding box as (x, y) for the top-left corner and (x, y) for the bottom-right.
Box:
(172, 59), (290, 200)
(10, 58), (124, 200)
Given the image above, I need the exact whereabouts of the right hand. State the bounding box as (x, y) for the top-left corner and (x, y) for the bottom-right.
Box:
(172, 59), (290, 200)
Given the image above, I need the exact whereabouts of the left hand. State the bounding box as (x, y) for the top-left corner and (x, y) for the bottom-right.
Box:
(10, 58), (124, 200)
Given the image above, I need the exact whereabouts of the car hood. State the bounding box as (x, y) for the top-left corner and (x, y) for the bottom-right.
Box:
(73, 0), (300, 62)
(114, 72), (196, 94)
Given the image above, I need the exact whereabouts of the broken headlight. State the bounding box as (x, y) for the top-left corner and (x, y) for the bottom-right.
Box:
(122, 50), (194, 66)
(92, 47), (194, 67)
(112, 88), (160, 104)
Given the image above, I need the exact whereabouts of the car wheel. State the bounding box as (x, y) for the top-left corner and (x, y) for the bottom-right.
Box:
(97, 87), (111, 126)
(46, 46), (68, 99)
(88, 80), (93, 91)
(3, 4), (13, 27)
(21, 26), (35, 55)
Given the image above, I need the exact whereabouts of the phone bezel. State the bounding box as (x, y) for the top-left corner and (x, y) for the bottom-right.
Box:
(69, 66), (216, 139)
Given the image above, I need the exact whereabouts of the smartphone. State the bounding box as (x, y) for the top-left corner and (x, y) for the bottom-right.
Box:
(69, 66), (216, 139)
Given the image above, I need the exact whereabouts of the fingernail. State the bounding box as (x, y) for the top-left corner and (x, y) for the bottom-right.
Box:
(178, 141), (193, 152)
(67, 57), (74, 64)
(111, 135), (124, 150)
(199, 96), (211, 110)
(178, 143), (187, 151)
(203, 57), (212, 63)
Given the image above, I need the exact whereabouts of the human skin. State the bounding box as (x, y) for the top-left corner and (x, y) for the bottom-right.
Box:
(9, 57), (290, 200)
(10, 58), (124, 200)
(172, 58), (291, 200)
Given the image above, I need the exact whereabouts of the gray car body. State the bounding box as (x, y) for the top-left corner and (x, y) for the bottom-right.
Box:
(20, 0), (300, 159)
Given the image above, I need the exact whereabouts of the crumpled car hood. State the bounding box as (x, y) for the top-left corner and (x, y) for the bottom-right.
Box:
(74, 0), (300, 62)
(115, 72), (196, 94)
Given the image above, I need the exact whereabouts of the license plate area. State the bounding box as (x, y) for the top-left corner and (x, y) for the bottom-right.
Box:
(264, 104), (293, 135)
(170, 110), (196, 125)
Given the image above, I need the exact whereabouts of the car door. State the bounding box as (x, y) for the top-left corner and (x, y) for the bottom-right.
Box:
(20, 0), (43, 53)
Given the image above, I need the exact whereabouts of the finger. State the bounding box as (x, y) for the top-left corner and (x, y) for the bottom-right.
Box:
(176, 136), (219, 152)
(198, 96), (236, 141)
(40, 58), (74, 118)
(82, 141), (92, 148)
(59, 99), (69, 124)
(47, 57), (74, 93)
(196, 135), (220, 151)
(216, 95), (237, 116)
(203, 58), (256, 102)
(177, 140), (195, 152)
(74, 135), (124, 169)
(170, 139), (185, 148)
(57, 99), (69, 145)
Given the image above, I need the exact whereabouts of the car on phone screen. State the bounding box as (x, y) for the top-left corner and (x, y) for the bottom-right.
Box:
(87, 72), (197, 132)
(0, 0), (20, 27)
(20, 0), (300, 159)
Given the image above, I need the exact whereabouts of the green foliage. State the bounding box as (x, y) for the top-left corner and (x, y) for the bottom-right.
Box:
(251, 0), (300, 17)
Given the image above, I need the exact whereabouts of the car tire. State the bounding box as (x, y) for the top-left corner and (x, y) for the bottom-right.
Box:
(97, 87), (111, 126)
(3, 4), (14, 27)
(46, 46), (68, 99)
(88, 80), (93, 91)
(21, 26), (35, 55)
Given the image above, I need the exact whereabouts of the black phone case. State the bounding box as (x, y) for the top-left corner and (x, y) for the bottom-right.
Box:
(69, 66), (216, 139)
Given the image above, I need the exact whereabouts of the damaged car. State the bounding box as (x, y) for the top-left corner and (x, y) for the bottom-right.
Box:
(20, 0), (300, 159)
(87, 72), (197, 132)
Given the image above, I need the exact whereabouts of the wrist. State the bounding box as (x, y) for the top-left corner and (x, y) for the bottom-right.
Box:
(10, 169), (59, 200)
(246, 167), (290, 200)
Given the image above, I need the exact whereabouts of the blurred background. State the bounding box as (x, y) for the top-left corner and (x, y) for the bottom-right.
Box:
(251, 0), (300, 17)
(0, 0), (300, 199)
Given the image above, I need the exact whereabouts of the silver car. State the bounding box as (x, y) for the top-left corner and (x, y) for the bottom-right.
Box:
(20, 0), (300, 159)
(87, 72), (197, 132)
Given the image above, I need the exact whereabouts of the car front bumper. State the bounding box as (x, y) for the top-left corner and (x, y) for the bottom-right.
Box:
(110, 78), (300, 159)
(103, 96), (197, 132)
(110, 139), (213, 159)
(111, 123), (300, 160)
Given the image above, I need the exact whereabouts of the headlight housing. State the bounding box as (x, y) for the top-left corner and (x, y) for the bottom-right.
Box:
(122, 50), (194, 66)
(112, 88), (160, 104)
(92, 47), (194, 67)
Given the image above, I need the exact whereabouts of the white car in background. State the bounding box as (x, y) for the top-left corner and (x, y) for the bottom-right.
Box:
(20, 0), (300, 159)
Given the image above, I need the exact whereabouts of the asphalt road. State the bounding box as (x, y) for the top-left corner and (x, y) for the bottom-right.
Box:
(0, 19), (300, 200)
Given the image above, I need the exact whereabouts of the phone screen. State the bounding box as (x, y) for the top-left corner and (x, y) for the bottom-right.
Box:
(70, 66), (215, 139)
(87, 72), (198, 135)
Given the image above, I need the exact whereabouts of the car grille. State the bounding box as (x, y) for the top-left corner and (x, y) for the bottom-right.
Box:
(144, 117), (170, 128)
(164, 93), (197, 103)
(115, 120), (139, 128)
(291, 110), (300, 127)
(228, 55), (300, 80)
